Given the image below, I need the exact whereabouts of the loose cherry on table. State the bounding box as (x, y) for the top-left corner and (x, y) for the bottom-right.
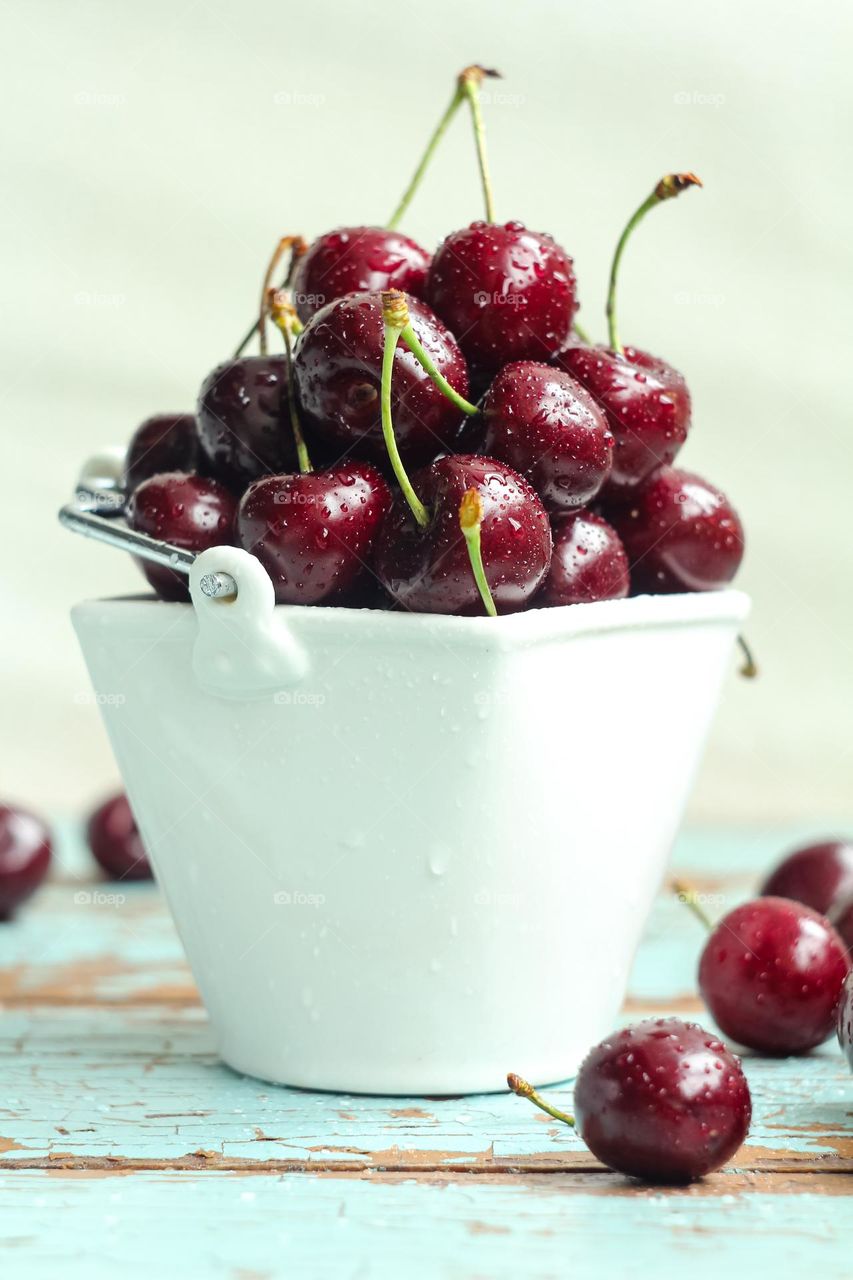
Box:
(509, 1017), (752, 1183)
(481, 361), (613, 511)
(556, 174), (701, 492)
(291, 227), (430, 324)
(0, 804), (52, 919)
(606, 465), (744, 594)
(292, 291), (470, 465)
(540, 510), (629, 607)
(697, 896), (851, 1054)
(125, 414), (199, 492)
(126, 471), (237, 601)
(760, 839), (853, 916)
(87, 793), (152, 881)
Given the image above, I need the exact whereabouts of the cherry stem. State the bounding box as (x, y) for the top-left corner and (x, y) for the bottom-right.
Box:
(381, 292), (430, 529)
(606, 173), (702, 355)
(269, 290), (312, 475)
(399, 319), (478, 417)
(507, 1073), (575, 1127)
(572, 320), (591, 345)
(670, 878), (713, 931)
(459, 65), (501, 223)
(737, 634), (758, 679)
(459, 488), (497, 617)
(388, 82), (466, 229)
(235, 236), (307, 359)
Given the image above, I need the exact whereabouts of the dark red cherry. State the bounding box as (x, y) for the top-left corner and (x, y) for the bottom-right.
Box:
(607, 466), (744, 594)
(481, 361), (613, 511)
(87, 793), (152, 881)
(830, 896), (853, 955)
(573, 1018), (751, 1182)
(237, 463), (391, 605)
(760, 839), (853, 915)
(426, 221), (577, 380)
(291, 226), (430, 324)
(0, 804), (51, 919)
(292, 292), (469, 465)
(196, 356), (297, 488)
(541, 511), (629, 606)
(374, 454), (551, 614)
(698, 897), (851, 1054)
(127, 471), (236, 601)
(557, 344), (690, 492)
(125, 414), (199, 492)
(837, 971), (853, 1069)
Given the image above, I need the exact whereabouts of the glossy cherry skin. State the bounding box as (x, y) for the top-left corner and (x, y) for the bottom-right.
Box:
(540, 511), (629, 607)
(760, 839), (853, 916)
(87, 793), (152, 881)
(426, 221), (577, 380)
(196, 356), (297, 488)
(374, 454), (552, 615)
(238, 463), (391, 604)
(127, 471), (236, 601)
(292, 226), (431, 324)
(837, 971), (853, 1069)
(0, 804), (51, 919)
(481, 362), (613, 512)
(573, 1018), (751, 1183)
(557, 344), (690, 492)
(293, 292), (469, 466)
(698, 897), (851, 1054)
(607, 466), (744, 594)
(125, 414), (199, 492)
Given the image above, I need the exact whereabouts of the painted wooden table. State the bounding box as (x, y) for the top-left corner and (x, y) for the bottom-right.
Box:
(0, 824), (850, 1278)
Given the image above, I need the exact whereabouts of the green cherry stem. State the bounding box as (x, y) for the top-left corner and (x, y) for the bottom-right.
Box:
(388, 82), (465, 229)
(269, 290), (312, 475)
(507, 1073), (575, 1127)
(235, 236), (306, 359)
(606, 172), (702, 355)
(459, 488), (497, 617)
(670, 878), (714, 931)
(737, 634), (759, 679)
(381, 291), (430, 528)
(459, 65), (500, 223)
(399, 319), (479, 417)
(572, 320), (592, 345)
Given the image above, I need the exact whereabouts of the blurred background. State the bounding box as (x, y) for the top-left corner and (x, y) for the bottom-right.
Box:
(1, 0), (850, 824)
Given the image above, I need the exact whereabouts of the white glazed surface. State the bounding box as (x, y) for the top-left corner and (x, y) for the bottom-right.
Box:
(72, 554), (749, 1094)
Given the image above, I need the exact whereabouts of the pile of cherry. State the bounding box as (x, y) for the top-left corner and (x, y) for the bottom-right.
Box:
(117, 66), (744, 615)
(2, 794), (851, 1183)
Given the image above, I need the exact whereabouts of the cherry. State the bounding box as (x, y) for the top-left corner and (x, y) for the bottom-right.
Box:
(540, 511), (629, 606)
(427, 221), (578, 381)
(0, 804), (51, 919)
(481, 361), (613, 511)
(837, 971), (853, 1069)
(698, 897), (850, 1054)
(127, 471), (236, 601)
(238, 464), (391, 605)
(374, 453), (551, 614)
(87, 793), (152, 881)
(556, 174), (701, 492)
(510, 1017), (751, 1183)
(292, 291), (470, 465)
(760, 839), (853, 915)
(607, 465), (744, 594)
(291, 227), (430, 324)
(829, 896), (853, 955)
(196, 356), (297, 488)
(125, 414), (199, 492)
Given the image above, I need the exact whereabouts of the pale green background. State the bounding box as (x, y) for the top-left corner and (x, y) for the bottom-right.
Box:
(1, 0), (850, 820)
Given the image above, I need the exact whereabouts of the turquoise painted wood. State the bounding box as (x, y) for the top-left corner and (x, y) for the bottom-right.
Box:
(0, 825), (850, 1279)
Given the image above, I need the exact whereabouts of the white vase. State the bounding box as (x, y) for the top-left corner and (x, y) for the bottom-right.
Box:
(72, 545), (749, 1095)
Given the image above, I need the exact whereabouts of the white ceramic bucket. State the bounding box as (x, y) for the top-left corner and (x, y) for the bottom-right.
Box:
(72, 546), (749, 1095)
